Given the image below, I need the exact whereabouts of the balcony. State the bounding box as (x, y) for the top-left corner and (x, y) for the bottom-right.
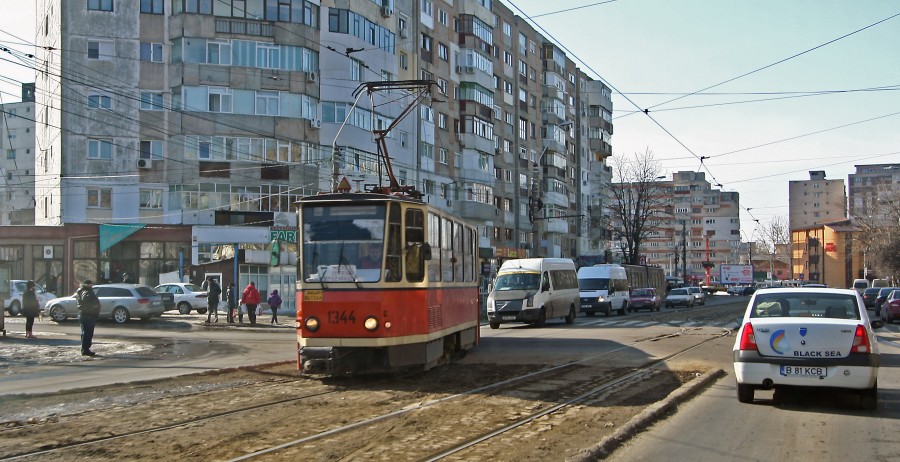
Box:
(458, 132), (495, 154)
(457, 200), (498, 222)
(590, 138), (612, 159)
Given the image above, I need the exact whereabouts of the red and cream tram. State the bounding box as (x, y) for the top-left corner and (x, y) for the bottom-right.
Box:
(295, 190), (480, 375)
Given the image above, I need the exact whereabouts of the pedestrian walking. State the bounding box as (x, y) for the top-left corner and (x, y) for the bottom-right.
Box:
(226, 282), (237, 323)
(241, 281), (261, 326)
(76, 280), (101, 356)
(22, 280), (40, 338)
(204, 276), (221, 323)
(267, 289), (282, 324)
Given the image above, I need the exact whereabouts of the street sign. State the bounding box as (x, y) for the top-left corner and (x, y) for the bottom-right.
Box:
(269, 229), (297, 243)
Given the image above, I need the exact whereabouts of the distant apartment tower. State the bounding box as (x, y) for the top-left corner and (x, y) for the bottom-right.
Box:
(848, 163), (900, 223)
(0, 83), (36, 225)
(788, 170), (846, 231)
(636, 171), (741, 283)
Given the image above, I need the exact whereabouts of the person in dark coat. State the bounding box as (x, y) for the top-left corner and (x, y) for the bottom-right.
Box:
(22, 280), (41, 338)
(226, 282), (237, 323)
(204, 276), (221, 323)
(76, 280), (101, 356)
(267, 289), (282, 324)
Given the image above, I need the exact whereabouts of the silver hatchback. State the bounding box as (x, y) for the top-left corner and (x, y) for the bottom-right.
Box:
(44, 284), (166, 324)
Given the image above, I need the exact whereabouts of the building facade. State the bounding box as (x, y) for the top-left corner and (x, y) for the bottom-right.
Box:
(635, 171), (742, 284)
(791, 219), (861, 288)
(848, 163), (900, 223)
(28, 0), (614, 287)
(788, 170), (847, 231)
(0, 83), (37, 225)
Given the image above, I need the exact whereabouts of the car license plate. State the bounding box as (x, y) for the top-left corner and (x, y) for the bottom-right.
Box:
(581, 304), (591, 309)
(780, 365), (825, 377)
(502, 315), (517, 321)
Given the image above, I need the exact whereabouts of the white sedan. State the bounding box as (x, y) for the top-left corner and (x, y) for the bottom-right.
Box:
(733, 287), (882, 409)
(155, 283), (209, 315)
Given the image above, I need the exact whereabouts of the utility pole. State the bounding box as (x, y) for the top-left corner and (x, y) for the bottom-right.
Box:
(681, 219), (687, 284)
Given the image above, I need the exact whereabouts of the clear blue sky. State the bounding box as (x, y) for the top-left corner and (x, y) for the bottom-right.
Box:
(2, 1), (899, 239)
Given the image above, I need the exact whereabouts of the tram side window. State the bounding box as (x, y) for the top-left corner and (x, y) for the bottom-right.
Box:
(428, 213), (441, 282)
(463, 226), (474, 282)
(385, 203), (402, 282)
(442, 217), (454, 281)
(405, 208), (426, 282)
(453, 222), (463, 282)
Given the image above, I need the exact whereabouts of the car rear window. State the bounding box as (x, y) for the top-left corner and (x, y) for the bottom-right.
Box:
(749, 293), (860, 320)
(136, 286), (159, 297)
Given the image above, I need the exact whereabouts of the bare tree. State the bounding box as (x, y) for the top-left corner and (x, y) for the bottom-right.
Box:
(610, 150), (666, 265)
(753, 216), (790, 279)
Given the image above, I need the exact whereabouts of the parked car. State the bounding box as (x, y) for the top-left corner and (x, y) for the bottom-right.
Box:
(874, 287), (900, 316)
(4, 280), (57, 316)
(628, 288), (660, 312)
(664, 288), (694, 308)
(155, 283), (208, 314)
(862, 287), (881, 308)
(733, 287), (882, 409)
(881, 290), (900, 324)
(43, 283), (166, 324)
(687, 286), (706, 305)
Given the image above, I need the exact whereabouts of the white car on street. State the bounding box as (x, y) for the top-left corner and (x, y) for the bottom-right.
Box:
(155, 283), (209, 315)
(733, 287), (882, 409)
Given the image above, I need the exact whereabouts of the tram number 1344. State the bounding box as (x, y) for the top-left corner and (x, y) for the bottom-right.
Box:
(328, 311), (357, 324)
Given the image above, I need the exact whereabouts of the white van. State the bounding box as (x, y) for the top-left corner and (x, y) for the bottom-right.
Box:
(578, 264), (630, 316)
(852, 278), (869, 295)
(486, 258), (579, 329)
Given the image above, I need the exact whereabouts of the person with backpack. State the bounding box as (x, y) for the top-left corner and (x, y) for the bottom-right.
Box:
(22, 280), (40, 339)
(267, 289), (282, 325)
(204, 276), (221, 323)
(76, 280), (101, 356)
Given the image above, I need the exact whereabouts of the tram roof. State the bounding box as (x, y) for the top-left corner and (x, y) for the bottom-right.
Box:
(296, 191), (425, 206)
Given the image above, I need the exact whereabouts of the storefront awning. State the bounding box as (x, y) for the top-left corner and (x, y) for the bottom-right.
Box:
(99, 224), (146, 252)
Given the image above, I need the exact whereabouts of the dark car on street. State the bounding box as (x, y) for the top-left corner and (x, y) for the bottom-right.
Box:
(628, 288), (660, 312)
(862, 287), (881, 309)
(874, 287), (900, 316)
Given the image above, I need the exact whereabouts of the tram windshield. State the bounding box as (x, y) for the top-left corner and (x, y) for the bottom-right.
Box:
(301, 204), (386, 283)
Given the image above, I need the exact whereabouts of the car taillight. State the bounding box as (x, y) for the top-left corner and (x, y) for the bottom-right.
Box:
(137, 298), (150, 304)
(850, 325), (871, 354)
(738, 322), (757, 351)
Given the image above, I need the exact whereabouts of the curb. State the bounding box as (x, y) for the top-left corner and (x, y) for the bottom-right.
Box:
(572, 368), (727, 461)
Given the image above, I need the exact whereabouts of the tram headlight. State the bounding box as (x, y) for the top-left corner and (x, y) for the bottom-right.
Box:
(364, 316), (379, 332)
(304, 316), (320, 332)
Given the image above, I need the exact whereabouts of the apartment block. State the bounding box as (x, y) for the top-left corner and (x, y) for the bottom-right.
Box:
(788, 170), (847, 231)
(0, 83), (36, 225)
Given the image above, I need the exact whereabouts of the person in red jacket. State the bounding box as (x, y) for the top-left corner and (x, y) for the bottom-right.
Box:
(240, 281), (262, 326)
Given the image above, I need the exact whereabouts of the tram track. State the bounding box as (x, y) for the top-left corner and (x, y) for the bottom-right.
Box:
(1, 323), (732, 461)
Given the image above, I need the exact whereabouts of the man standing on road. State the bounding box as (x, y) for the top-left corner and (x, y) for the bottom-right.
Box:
(76, 280), (101, 357)
(226, 282), (237, 324)
(204, 276), (221, 323)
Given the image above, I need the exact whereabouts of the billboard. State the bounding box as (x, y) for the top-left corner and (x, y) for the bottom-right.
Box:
(720, 264), (754, 284)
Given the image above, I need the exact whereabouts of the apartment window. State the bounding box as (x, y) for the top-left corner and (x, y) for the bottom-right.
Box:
(88, 139), (113, 159)
(207, 41), (232, 65)
(256, 91), (279, 115)
(437, 112), (447, 129)
(87, 41), (114, 60)
(6, 149), (14, 159)
(350, 58), (362, 81)
(438, 9), (448, 25)
(140, 140), (163, 160)
(398, 131), (408, 148)
(140, 0), (164, 14)
(208, 87), (233, 113)
(436, 78), (447, 95)
(399, 52), (408, 70)
(439, 148), (448, 164)
(421, 0), (432, 16)
(421, 33), (432, 52)
(140, 42), (163, 62)
(87, 188), (112, 208)
(140, 189), (163, 208)
(88, 0), (113, 11)
(438, 43), (449, 61)
(503, 21), (511, 36)
(87, 94), (112, 109)
(256, 43), (280, 69)
(140, 92), (164, 110)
